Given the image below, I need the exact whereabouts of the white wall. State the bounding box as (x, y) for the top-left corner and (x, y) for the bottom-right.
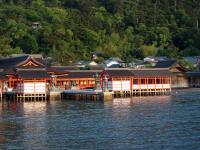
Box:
(17, 82), (46, 94)
(102, 80), (171, 91)
(104, 80), (131, 91)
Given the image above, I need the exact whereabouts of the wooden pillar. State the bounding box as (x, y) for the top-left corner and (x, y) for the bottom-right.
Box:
(0, 81), (2, 103)
(169, 77), (172, 94)
(139, 78), (141, 96)
(154, 77), (156, 95)
(9, 77), (11, 88)
(111, 78), (113, 91)
(147, 78), (148, 95)
(120, 77), (123, 97)
(130, 77), (132, 96)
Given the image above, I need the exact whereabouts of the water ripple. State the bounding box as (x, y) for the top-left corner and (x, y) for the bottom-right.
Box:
(0, 89), (200, 149)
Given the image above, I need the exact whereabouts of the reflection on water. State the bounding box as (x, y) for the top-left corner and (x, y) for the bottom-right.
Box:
(0, 89), (200, 149)
(112, 95), (172, 107)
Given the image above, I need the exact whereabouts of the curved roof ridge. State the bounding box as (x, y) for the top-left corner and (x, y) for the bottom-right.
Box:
(16, 56), (45, 67)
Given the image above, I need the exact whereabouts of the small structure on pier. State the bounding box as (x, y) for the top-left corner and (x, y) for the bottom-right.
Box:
(14, 57), (50, 100)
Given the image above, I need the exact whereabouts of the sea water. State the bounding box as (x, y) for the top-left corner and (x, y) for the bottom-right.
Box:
(0, 89), (200, 149)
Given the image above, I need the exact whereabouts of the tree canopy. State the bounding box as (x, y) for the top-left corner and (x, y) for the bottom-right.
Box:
(0, 0), (200, 64)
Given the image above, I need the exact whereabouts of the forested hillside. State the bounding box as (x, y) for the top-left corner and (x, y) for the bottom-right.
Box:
(0, 0), (200, 64)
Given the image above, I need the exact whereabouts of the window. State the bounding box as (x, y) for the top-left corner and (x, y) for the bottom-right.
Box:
(141, 79), (146, 84)
(133, 79), (138, 84)
(156, 79), (161, 84)
(148, 79), (155, 84)
(163, 78), (169, 84)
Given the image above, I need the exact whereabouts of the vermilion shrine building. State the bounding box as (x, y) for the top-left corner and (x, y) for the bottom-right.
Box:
(0, 55), (193, 100)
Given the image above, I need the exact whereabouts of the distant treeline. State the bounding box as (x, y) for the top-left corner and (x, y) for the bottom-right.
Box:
(0, 0), (200, 64)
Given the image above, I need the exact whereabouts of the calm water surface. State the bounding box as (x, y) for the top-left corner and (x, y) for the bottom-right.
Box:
(0, 89), (200, 150)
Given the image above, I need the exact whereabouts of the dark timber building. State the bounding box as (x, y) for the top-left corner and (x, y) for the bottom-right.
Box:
(155, 60), (189, 88)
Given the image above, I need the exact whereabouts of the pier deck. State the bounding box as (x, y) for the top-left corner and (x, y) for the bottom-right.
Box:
(61, 89), (171, 101)
(61, 90), (107, 101)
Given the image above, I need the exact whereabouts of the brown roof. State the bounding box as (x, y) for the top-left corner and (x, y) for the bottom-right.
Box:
(0, 55), (29, 74)
(154, 60), (177, 68)
(154, 60), (188, 72)
(57, 71), (101, 78)
(102, 68), (172, 77)
(16, 70), (50, 79)
(131, 69), (172, 77)
(16, 57), (45, 68)
(0, 55), (46, 74)
(47, 66), (76, 74)
(103, 69), (133, 77)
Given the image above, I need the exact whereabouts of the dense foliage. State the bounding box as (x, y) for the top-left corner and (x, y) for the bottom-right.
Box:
(0, 0), (200, 64)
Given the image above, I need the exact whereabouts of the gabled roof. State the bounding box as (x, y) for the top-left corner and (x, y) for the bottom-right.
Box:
(155, 60), (188, 72)
(16, 56), (45, 69)
(154, 60), (177, 68)
(0, 55), (46, 74)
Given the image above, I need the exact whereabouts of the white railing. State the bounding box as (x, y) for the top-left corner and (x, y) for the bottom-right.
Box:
(132, 84), (170, 90)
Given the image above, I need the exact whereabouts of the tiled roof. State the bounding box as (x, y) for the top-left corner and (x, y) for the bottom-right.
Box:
(16, 57), (45, 68)
(48, 65), (105, 72)
(131, 69), (172, 77)
(0, 55), (29, 71)
(0, 55), (46, 74)
(16, 70), (50, 79)
(103, 69), (133, 77)
(154, 60), (177, 68)
(103, 68), (172, 77)
(86, 65), (105, 70)
(57, 71), (101, 78)
(186, 72), (200, 77)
